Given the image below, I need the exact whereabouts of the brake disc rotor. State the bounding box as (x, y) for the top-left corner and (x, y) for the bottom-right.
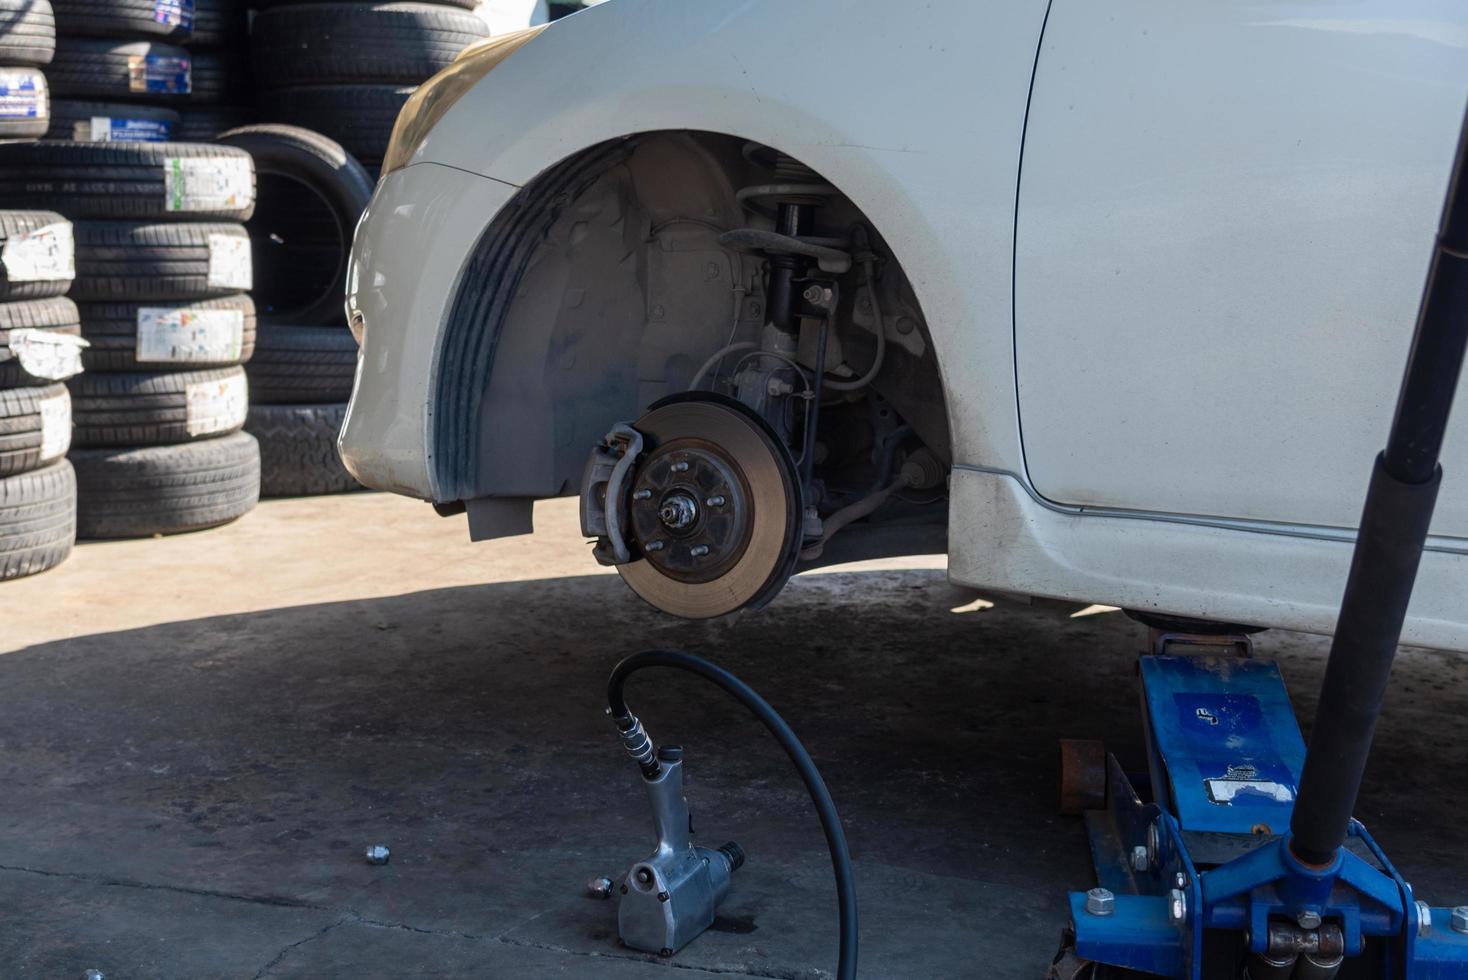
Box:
(618, 396), (801, 619)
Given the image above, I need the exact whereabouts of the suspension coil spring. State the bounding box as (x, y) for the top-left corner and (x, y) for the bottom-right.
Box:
(723, 145), (853, 279)
(735, 144), (840, 216)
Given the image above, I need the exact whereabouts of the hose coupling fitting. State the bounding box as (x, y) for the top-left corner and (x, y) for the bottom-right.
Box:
(613, 712), (660, 777)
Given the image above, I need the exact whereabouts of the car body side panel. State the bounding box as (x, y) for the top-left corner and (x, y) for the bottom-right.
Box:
(1015, 0), (1468, 536)
(949, 467), (1468, 652)
(409, 0), (1055, 478)
(342, 162), (518, 498)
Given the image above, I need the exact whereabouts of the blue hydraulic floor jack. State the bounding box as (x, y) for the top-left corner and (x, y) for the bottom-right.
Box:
(1052, 108), (1468, 980)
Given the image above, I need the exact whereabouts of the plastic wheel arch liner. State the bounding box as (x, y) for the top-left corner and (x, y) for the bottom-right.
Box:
(431, 138), (632, 502)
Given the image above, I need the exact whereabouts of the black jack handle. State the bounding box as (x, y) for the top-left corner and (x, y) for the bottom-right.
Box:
(1290, 103), (1468, 866)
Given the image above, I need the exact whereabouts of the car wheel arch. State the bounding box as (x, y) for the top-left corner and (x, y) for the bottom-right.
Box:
(431, 129), (956, 508)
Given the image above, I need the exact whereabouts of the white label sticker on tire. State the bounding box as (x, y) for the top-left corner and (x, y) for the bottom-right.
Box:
(9, 329), (86, 381)
(2, 222), (75, 282)
(206, 233), (252, 289)
(185, 371), (247, 437)
(165, 157), (252, 213)
(38, 389), (71, 461)
(0, 69), (45, 120)
(136, 307), (243, 363)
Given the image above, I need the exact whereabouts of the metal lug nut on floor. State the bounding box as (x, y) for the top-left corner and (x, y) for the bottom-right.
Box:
(1085, 887), (1115, 916)
(587, 876), (615, 900)
(365, 844), (391, 865)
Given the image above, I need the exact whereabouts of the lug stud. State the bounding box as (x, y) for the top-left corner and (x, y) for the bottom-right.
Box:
(633, 488), (652, 500)
(706, 495), (726, 507)
(670, 461), (689, 472)
(690, 545), (710, 558)
(645, 541), (665, 552)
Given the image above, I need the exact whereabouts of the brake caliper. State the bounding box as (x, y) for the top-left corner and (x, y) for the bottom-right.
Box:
(580, 422), (643, 566)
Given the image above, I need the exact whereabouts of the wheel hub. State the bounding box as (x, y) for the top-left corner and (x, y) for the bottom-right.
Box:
(628, 442), (752, 585)
(657, 490), (700, 532)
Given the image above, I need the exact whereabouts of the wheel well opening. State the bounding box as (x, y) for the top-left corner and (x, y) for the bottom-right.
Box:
(435, 130), (951, 564)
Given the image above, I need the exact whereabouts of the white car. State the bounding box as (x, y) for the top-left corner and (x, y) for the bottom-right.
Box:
(341, 0), (1468, 649)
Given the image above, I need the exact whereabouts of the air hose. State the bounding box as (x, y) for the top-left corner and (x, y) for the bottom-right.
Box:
(607, 649), (858, 980)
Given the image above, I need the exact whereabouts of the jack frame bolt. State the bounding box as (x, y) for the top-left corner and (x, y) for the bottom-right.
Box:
(1418, 901), (1434, 936)
(1168, 888), (1188, 923)
(1451, 907), (1468, 934)
(1297, 910), (1322, 930)
(587, 876), (614, 900)
(1085, 888), (1115, 917)
(1130, 845), (1149, 872)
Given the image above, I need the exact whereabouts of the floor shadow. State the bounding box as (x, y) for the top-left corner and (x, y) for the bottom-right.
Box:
(0, 569), (1463, 978)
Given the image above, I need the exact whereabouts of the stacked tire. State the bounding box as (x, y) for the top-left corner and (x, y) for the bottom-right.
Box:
(0, 140), (262, 537)
(219, 125), (368, 496)
(0, 211), (80, 579)
(177, 0), (254, 142)
(46, 0), (194, 143)
(251, 0), (489, 173)
(0, 0), (55, 140)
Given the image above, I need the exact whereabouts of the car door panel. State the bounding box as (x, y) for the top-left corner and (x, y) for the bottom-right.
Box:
(1015, 0), (1468, 537)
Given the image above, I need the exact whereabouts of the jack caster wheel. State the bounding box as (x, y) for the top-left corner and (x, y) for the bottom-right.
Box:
(617, 394), (802, 619)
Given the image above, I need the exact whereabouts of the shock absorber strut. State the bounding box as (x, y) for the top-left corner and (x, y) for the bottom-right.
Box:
(767, 199), (808, 333)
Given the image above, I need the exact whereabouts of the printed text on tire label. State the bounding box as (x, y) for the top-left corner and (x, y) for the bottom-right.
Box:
(136, 307), (243, 363)
(185, 372), (247, 436)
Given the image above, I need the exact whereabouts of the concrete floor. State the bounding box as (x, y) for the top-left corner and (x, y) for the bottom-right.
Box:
(3, 494), (1466, 979)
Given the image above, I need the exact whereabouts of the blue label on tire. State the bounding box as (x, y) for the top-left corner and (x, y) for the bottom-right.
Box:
(86, 117), (173, 142)
(129, 54), (191, 95)
(0, 71), (42, 119)
(153, 0), (194, 29)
